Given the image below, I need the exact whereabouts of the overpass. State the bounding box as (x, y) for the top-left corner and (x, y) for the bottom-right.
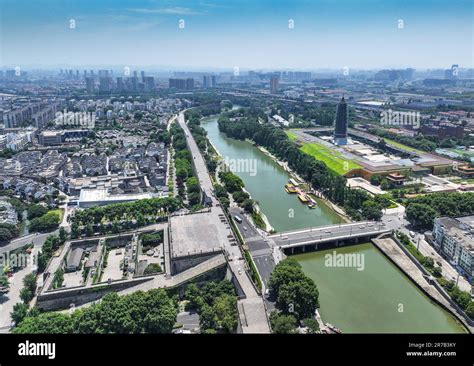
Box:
(269, 221), (391, 252)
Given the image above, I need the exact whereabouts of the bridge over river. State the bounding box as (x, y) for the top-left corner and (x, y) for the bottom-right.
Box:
(268, 221), (391, 252)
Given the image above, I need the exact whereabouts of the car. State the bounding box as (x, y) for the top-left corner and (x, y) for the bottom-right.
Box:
(325, 230), (331, 233)
(243, 226), (247, 231)
(409, 231), (415, 238)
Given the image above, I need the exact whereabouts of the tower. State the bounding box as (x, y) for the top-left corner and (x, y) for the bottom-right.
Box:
(334, 96), (348, 145)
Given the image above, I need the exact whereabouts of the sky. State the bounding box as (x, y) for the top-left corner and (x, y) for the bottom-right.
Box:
(0, 0), (473, 70)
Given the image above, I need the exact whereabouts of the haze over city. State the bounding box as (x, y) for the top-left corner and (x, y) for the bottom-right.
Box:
(1, 0), (473, 69)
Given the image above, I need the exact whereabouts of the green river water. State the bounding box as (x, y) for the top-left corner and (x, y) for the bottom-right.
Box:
(201, 115), (466, 333)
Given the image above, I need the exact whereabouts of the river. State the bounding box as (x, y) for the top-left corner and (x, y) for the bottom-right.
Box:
(201, 114), (466, 333)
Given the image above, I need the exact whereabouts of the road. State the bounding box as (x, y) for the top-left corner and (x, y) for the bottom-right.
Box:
(177, 112), (216, 205)
(177, 111), (270, 333)
(0, 242), (40, 332)
(382, 210), (472, 293)
(415, 235), (471, 292)
(229, 207), (274, 287)
(269, 221), (389, 248)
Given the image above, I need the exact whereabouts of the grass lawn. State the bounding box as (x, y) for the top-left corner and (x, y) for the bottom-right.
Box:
(285, 131), (361, 175)
(48, 208), (64, 222)
(286, 131), (298, 141)
(300, 143), (361, 174)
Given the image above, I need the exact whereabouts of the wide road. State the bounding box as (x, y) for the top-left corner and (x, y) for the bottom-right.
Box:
(229, 207), (274, 287)
(177, 112), (270, 333)
(269, 221), (389, 248)
(177, 112), (216, 205)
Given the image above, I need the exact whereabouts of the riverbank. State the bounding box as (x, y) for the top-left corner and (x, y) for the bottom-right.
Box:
(204, 120), (274, 233)
(254, 144), (351, 223)
(372, 236), (471, 333)
(293, 243), (466, 333)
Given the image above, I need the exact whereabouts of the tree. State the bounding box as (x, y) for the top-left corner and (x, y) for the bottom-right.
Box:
(23, 273), (37, 295)
(29, 212), (60, 232)
(212, 294), (238, 333)
(0, 275), (9, 290)
(302, 318), (320, 333)
(0, 228), (13, 242)
(406, 203), (438, 228)
(27, 204), (48, 220)
(362, 200), (383, 221)
(19, 287), (33, 304)
(241, 199), (255, 213)
(59, 227), (68, 243)
(268, 259), (319, 321)
(466, 302), (474, 319)
(200, 304), (218, 331)
(71, 223), (80, 239)
(13, 288), (178, 334)
(270, 311), (297, 334)
(11, 302), (29, 325)
(277, 276), (319, 320)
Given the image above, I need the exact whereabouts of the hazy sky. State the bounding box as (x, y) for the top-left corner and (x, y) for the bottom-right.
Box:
(1, 0), (473, 70)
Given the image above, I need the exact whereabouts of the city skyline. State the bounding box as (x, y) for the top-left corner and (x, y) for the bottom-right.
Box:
(1, 0), (473, 69)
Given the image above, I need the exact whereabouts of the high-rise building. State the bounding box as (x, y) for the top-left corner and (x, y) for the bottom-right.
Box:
(99, 77), (112, 92)
(169, 78), (194, 90)
(141, 71), (145, 82)
(169, 78), (183, 89)
(270, 76), (279, 93)
(85, 77), (95, 93)
(144, 76), (155, 92)
(185, 78), (194, 89)
(116, 77), (124, 92)
(334, 96), (348, 145)
(203, 75), (217, 88)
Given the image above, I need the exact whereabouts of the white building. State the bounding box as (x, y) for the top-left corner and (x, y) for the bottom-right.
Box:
(433, 216), (474, 279)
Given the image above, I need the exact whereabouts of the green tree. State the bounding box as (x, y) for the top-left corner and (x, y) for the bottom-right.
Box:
(11, 302), (29, 325)
(270, 311), (297, 334)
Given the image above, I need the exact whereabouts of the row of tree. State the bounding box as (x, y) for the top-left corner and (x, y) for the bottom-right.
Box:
(405, 192), (474, 229)
(13, 289), (178, 334)
(71, 197), (181, 229)
(217, 114), (383, 221)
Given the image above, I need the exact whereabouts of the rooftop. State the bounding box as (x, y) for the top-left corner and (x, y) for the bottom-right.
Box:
(169, 210), (234, 258)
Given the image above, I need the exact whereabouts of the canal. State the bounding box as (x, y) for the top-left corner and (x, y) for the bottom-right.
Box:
(201, 115), (342, 232)
(201, 114), (466, 333)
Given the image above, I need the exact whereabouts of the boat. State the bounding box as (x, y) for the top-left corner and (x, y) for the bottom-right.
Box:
(308, 202), (316, 209)
(298, 194), (309, 203)
(284, 183), (297, 193)
(325, 323), (342, 334)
